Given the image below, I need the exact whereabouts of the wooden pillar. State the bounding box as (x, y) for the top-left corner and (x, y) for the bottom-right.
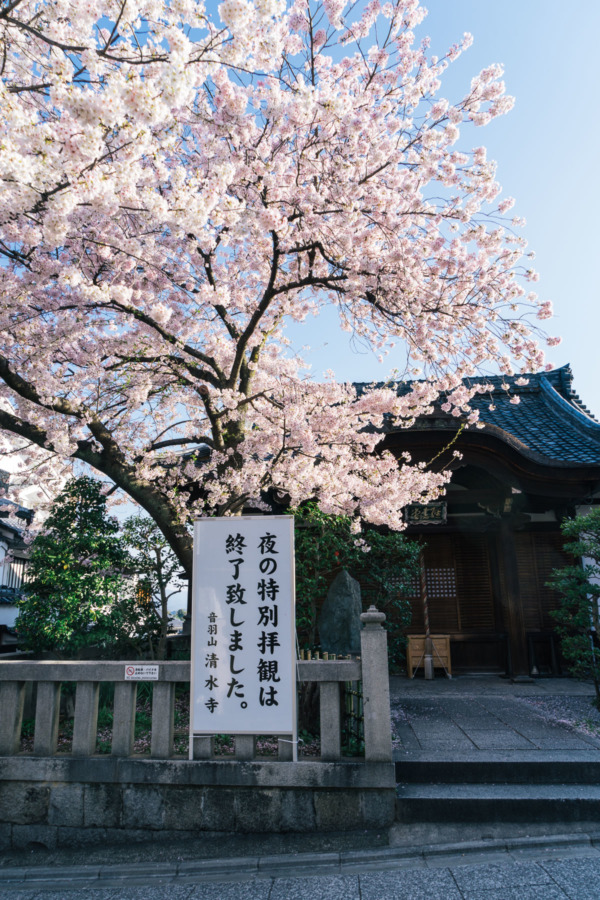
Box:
(487, 531), (509, 675)
(497, 519), (529, 677)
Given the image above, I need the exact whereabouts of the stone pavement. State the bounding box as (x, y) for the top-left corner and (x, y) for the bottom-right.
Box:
(390, 675), (600, 754)
(390, 674), (600, 841)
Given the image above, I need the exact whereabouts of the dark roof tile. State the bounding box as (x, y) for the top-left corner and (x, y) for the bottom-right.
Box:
(355, 365), (600, 466)
(465, 366), (600, 464)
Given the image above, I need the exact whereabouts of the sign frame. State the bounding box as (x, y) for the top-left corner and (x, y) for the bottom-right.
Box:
(124, 664), (159, 681)
(189, 515), (297, 758)
(404, 501), (448, 526)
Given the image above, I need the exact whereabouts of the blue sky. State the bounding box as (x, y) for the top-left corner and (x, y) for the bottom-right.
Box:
(285, 0), (600, 418)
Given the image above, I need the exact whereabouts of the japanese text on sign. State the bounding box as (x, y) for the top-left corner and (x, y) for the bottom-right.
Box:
(404, 502), (447, 525)
(190, 517), (295, 735)
(124, 664), (159, 681)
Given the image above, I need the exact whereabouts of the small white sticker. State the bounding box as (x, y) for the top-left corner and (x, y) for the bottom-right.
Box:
(124, 664), (159, 681)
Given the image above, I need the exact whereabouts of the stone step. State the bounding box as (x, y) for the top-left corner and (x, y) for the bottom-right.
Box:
(395, 752), (600, 785)
(395, 782), (600, 824)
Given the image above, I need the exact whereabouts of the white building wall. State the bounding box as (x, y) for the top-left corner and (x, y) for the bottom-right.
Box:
(0, 604), (18, 628)
(0, 536), (22, 629)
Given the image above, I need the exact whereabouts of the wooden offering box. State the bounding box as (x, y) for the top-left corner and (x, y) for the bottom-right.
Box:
(407, 635), (452, 678)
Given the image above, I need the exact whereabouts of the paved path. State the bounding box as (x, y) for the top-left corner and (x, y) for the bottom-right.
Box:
(390, 675), (598, 697)
(3, 835), (600, 898)
(390, 675), (600, 755)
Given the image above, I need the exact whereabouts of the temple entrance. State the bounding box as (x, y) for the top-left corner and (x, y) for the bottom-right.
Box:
(403, 466), (571, 677)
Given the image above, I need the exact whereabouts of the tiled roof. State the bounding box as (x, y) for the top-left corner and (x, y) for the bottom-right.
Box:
(0, 497), (33, 526)
(0, 586), (20, 606)
(464, 365), (600, 465)
(356, 365), (600, 466)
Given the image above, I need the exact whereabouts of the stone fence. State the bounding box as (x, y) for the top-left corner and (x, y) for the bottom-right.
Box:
(0, 608), (395, 847)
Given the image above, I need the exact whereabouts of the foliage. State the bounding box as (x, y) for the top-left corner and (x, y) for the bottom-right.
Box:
(548, 509), (600, 705)
(0, 1), (555, 576)
(16, 477), (135, 655)
(123, 515), (184, 659)
(293, 502), (420, 669)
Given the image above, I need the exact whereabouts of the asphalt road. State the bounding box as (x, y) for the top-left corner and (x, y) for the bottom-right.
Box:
(3, 837), (600, 900)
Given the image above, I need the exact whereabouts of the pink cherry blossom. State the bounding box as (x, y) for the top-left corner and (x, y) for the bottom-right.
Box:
(0, 0), (553, 574)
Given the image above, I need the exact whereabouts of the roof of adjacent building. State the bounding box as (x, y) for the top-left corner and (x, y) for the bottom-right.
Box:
(0, 496), (34, 531)
(0, 586), (21, 606)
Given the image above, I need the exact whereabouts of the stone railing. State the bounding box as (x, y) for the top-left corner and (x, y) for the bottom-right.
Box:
(0, 609), (394, 844)
(0, 606), (392, 764)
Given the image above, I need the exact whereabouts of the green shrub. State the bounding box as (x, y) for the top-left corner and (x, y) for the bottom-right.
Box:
(549, 509), (600, 706)
(293, 502), (420, 670)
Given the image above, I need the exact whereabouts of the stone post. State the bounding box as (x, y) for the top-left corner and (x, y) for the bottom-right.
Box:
(33, 681), (61, 756)
(0, 681), (25, 756)
(360, 605), (392, 762)
(192, 735), (214, 759)
(234, 735), (256, 760)
(112, 681), (137, 757)
(319, 682), (342, 760)
(72, 681), (100, 757)
(151, 681), (175, 759)
(277, 736), (294, 761)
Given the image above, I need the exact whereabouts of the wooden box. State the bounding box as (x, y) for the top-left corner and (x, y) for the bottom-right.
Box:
(407, 634), (452, 678)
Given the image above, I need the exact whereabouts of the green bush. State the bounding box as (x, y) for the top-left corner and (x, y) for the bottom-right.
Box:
(293, 502), (420, 670)
(16, 477), (146, 656)
(549, 508), (600, 706)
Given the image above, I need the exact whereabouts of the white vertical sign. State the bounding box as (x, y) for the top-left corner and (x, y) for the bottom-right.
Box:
(190, 516), (296, 736)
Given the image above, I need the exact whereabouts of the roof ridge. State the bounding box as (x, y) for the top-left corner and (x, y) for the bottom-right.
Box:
(551, 365), (598, 422)
(540, 376), (600, 432)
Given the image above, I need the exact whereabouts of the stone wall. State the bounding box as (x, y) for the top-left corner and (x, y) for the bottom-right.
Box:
(0, 757), (396, 850)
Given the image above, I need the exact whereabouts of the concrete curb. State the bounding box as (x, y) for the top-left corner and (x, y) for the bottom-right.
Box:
(2, 831), (600, 890)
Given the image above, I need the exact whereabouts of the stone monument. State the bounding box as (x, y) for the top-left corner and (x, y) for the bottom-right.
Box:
(318, 569), (362, 655)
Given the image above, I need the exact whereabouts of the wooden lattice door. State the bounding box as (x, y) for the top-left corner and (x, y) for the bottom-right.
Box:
(515, 530), (569, 631)
(407, 533), (495, 635)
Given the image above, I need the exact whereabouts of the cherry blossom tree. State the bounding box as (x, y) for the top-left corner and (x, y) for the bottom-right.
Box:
(0, 0), (555, 577)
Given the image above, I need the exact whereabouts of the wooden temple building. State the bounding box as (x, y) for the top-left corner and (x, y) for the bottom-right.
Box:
(380, 365), (600, 678)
